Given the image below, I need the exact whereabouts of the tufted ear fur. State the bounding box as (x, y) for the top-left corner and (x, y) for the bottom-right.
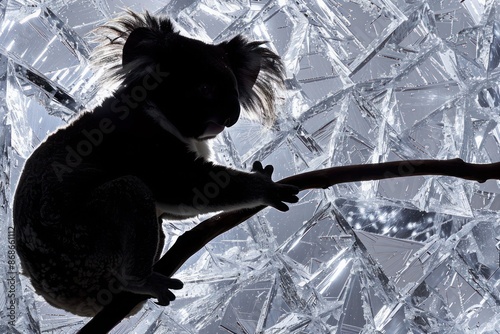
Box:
(91, 11), (285, 126)
(221, 36), (284, 126)
(122, 27), (161, 66)
(90, 10), (176, 87)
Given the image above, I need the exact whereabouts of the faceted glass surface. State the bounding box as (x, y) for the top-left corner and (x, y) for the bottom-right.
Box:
(1, 0), (499, 333)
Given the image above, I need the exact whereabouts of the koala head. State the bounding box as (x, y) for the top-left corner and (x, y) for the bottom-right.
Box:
(92, 11), (284, 140)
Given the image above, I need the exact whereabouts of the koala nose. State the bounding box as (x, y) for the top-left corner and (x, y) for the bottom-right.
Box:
(224, 98), (240, 127)
(224, 115), (237, 127)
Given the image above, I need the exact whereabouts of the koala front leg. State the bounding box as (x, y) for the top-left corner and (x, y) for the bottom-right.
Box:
(151, 159), (299, 217)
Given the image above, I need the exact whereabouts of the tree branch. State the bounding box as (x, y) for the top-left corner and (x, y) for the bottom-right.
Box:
(78, 158), (500, 333)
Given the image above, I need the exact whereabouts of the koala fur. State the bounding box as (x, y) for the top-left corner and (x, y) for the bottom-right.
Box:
(13, 11), (298, 316)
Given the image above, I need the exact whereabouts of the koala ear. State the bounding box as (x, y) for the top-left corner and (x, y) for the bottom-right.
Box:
(222, 36), (261, 92)
(122, 27), (160, 66)
(221, 35), (284, 126)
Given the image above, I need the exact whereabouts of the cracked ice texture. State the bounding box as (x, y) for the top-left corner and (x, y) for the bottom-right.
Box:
(1, 0), (500, 333)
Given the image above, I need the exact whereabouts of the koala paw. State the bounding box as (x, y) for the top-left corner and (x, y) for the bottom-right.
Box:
(152, 276), (184, 306)
(126, 273), (183, 306)
(251, 161), (299, 211)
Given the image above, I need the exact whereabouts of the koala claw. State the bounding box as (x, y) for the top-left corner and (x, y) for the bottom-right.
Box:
(269, 184), (299, 211)
(251, 161), (266, 174)
(155, 277), (183, 306)
(127, 274), (183, 306)
(154, 289), (176, 306)
(251, 161), (300, 211)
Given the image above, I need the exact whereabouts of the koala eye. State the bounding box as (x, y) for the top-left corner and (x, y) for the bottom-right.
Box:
(198, 83), (215, 98)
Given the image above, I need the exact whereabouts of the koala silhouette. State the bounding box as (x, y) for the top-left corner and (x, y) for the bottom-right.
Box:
(13, 11), (299, 316)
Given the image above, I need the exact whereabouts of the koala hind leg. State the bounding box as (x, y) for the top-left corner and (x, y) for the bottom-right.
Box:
(86, 175), (182, 306)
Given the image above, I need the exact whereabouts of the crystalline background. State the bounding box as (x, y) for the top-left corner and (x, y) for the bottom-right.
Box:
(1, 0), (500, 333)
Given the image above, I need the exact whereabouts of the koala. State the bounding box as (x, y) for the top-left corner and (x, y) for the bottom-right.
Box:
(13, 11), (299, 316)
